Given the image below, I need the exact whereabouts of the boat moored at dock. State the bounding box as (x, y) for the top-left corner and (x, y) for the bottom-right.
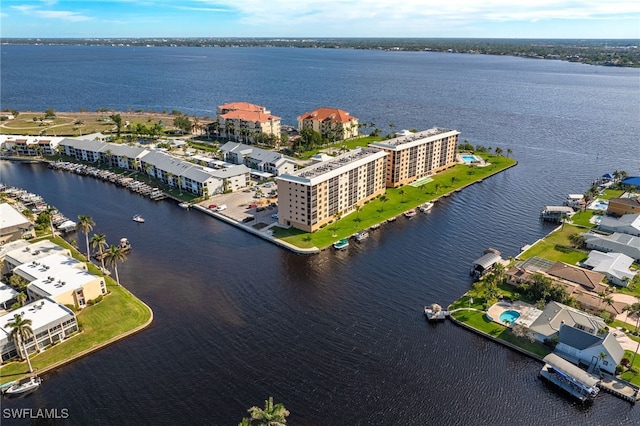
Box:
(3, 376), (42, 396)
(404, 209), (417, 218)
(333, 238), (349, 250)
(424, 303), (449, 321)
(354, 231), (369, 242)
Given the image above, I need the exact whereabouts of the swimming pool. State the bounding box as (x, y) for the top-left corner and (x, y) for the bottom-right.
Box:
(499, 310), (521, 324)
(588, 199), (609, 211)
(461, 155), (479, 163)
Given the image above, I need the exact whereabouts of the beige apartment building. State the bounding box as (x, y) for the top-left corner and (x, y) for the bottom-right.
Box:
(216, 102), (281, 142)
(369, 128), (460, 188)
(276, 148), (387, 232)
(297, 107), (359, 141)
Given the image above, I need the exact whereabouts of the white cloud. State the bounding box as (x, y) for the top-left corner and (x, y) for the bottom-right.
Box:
(195, 0), (640, 26)
(10, 4), (91, 22)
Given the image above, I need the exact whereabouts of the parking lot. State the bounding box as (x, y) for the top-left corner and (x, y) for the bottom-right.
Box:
(198, 183), (279, 228)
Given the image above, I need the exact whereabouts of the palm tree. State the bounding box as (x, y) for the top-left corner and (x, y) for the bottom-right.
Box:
(103, 245), (127, 286)
(77, 215), (95, 261)
(91, 233), (109, 271)
(43, 205), (57, 235)
(506, 148), (513, 158)
(378, 195), (388, 217)
(623, 302), (640, 366)
(177, 176), (184, 195)
(5, 314), (35, 373)
(434, 183), (441, 194)
(245, 397), (290, 426)
(16, 292), (27, 307)
(145, 163), (154, 182)
(354, 204), (362, 223)
(399, 188), (406, 203)
(332, 211), (342, 237)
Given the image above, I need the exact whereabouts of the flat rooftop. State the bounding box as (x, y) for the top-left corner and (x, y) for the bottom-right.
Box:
(279, 148), (386, 184)
(0, 298), (75, 340)
(369, 127), (459, 148)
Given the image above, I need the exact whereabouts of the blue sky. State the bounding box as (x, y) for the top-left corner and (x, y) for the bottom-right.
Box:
(1, 0), (639, 39)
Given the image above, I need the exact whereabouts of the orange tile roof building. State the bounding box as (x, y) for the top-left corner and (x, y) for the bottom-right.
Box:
(276, 148), (387, 232)
(369, 128), (460, 188)
(216, 102), (281, 143)
(297, 107), (359, 141)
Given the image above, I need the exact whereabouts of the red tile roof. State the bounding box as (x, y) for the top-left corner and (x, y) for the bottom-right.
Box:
(221, 110), (280, 123)
(298, 107), (357, 123)
(218, 102), (265, 112)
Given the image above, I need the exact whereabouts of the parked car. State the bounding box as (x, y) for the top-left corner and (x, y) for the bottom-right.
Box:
(208, 204), (217, 209)
(242, 216), (254, 223)
(215, 204), (227, 211)
(256, 206), (266, 212)
(272, 214), (279, 219)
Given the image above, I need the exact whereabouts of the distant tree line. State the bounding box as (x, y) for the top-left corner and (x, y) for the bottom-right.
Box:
(6, 37), (639, 67)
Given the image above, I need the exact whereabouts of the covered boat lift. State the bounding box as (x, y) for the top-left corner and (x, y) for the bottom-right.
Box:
(540, 353), (600, 401)
(470, 248), (502, 279)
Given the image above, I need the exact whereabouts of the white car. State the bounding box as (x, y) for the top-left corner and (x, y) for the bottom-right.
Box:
(271, 213), (278, 219)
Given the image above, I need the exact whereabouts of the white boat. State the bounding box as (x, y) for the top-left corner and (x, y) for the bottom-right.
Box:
(404, 209), (417, 218)
(132, 214), (145, 223)
(355, 231), (369, 242)
(178, 202), (191, 209)
(3, 376), (42, 395)
(333, 238), (349, 250)
(419, 202), (434, 213)
(118, 237), (131, 251)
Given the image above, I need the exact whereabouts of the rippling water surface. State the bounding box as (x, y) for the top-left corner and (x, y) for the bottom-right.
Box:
(1, 46), (639, 425)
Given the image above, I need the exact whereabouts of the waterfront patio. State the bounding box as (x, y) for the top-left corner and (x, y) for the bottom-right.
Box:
(486, 301), (541, 327)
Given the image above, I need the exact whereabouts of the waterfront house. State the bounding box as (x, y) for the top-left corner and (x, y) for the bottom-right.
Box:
(276, 148), (387, 232)
(555, 323), (624, 374)
(546, 262), (606, 293)
(0, 203), (35, 245)
(0, 298), (78, 363)
(582, 232), (640, 261)
(220, 142), (297, 177)
(2, 240), (70, 274)
(581, 251), (636, 287)
(607, 196), (640, 217)
(598, 213), (640, 237)
(505, 258), (619, 316)
(540, 206), (574, 223)
(0, 241), (30, 275)
(14, 253), (107, 310)
(297, 107), (359, 142)
(564, 194), (586, 210)
(527, 301), (606, 344)
(0, 135), (64, 156)
(215, 102), (281, 142)
(369, 128), (460, 188)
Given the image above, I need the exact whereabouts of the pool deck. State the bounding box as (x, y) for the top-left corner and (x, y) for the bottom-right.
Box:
(486, 301), (539, 327)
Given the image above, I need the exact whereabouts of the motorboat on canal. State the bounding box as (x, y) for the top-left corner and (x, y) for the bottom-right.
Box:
(132, 214), (145, 223)
(3, 376), (42, 396)
(333, 238), (349, 250)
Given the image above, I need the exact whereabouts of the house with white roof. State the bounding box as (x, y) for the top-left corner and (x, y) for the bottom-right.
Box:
(581, 250), (636, 287)
(527, 301), (606, 344)
(220, 142), (297, 177)
(0, 240), (30, 275)
(598, 213), (640, 237)
(0, 298), (78, 362)
(14, 253), (106, 309)
(2, 240), (70, 273)
(0, 284), (18, 310)
(555, 323), (624, 374)
(0, 135), (64, 156)
(582, 232), (640, 261)
(0, 203), (35, 245)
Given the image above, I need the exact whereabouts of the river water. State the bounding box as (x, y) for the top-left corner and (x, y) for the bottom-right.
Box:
(1, 46), (639, 425)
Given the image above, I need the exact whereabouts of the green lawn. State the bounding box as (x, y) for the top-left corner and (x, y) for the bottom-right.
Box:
(450, 310), (552, 358)
(568, 210), (598, 228)
(618, 350), (640, 386)
(0, 283), (152, 385)
(518, 224), (589, 264)
(274, 154), (516, 249)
